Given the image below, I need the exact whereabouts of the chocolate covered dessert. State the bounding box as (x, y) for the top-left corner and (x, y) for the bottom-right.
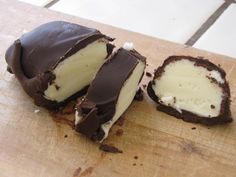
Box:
(147, 56), (232, 125)
(5, 21), (114, 109)
(75, 44), (146, 142)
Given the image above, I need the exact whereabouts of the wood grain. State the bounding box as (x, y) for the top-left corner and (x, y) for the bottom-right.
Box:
(0, 1), (236, 177)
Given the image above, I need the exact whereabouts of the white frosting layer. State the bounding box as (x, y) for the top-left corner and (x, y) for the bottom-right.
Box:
(153, 59), (224, 118)
(44, 39), (108, 102)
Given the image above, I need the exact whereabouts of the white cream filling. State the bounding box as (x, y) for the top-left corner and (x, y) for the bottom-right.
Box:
(153, 59), (223, 118)
(44, 40), (108, 102)
(160, 96), (182, 113)
(208, 70), (224, 84)
(123, 42), (134, 51)
(75, 109), (82, 125)
(100, 61), (145, 142)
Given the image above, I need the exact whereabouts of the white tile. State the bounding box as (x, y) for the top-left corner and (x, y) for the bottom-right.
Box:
(50, 0), (223, 43)
(194, 4), (236, 58)
(18, 0), (52, 7)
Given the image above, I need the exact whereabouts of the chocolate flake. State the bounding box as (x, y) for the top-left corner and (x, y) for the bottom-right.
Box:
(55, 84), (60, 90)
(99, 144), (123, 153)
(191, 127), (196, 130)
(146, 72), (152, 77)
(134, 87), (144, 101)
(211, 104), (215, 109)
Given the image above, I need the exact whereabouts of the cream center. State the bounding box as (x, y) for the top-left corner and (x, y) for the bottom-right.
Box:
(44, 39), (108, 102)
(153, 59), (223, 117)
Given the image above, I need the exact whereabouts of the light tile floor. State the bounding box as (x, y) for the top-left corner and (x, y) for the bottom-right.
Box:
(194, 4), (236, 58)
(18, 0), (236, 59)
(19, 0), (53, 7)
(50, 0), (223, 44)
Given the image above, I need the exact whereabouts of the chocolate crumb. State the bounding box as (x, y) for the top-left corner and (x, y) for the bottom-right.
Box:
(210, 105), (215, 109)
(116, 129), (124, 136)
(134, 156), (138, 159)
(55, 84), (60, 90)
(206, 75), (218, 84)
(140, 163), (143, 166)
(7, 66), (13, 73)
(133, 163), (136, 166)
(207, 127), (210, 129)
(99, 144), (123, 153)
(134, 87), (144, 101)
(64, 134), (68, 138)
(191, 127), (196, 130)
(146, 72), (152, 77)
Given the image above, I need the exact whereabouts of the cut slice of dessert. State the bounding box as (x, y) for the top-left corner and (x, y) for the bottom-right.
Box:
(75, 44), (146, 142)
(147, 56), (232, 125)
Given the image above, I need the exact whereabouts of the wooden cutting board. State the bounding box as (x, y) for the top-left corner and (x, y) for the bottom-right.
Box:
(0, 1), (236, 177)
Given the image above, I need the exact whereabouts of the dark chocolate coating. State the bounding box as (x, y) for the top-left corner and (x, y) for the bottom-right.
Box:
(147, 56), (232, 125)
(75, 48), (146, 141)
(5, 21), (114, 109)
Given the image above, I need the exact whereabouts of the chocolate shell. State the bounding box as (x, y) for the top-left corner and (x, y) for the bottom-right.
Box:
(5, 21), (114, 109)
(147, 56), (232, 125)
(75, 47), (146, 142)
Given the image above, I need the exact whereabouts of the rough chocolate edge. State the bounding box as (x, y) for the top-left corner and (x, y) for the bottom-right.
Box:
(147, 56), (232, 125)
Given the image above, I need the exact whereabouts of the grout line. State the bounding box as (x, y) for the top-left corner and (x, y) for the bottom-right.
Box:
(44, 0), (60, 8)
(185, 1), (232, 46)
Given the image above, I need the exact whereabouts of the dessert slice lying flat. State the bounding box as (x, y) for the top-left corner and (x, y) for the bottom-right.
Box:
(75, 45), (146, 142)
(147, 56), (232, 125)
(5, 21), (114, 109)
